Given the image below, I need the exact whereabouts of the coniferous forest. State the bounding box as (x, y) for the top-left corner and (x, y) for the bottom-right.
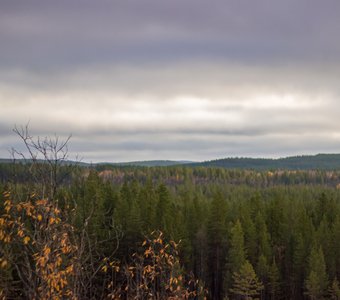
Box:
(2, 151), (340, 299)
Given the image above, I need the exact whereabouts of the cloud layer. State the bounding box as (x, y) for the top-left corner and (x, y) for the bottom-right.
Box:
(1, 0), (340, 162)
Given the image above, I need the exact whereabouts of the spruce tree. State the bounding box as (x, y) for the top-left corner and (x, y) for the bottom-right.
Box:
(230, 260), (264, 300)
(155, 183), (171, 233)
(207, 191), (227, 300)
(225, 219), (246, 298)
(305, 245), (328, 299)
(268, 258), (281, 300)
(139, 179), (156, 232)
(229, 219), (246, 274)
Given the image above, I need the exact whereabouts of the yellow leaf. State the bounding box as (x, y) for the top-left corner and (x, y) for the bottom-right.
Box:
(37, 214), (43, 222)
(44, 246), (51, 256)
(0, 259), (8, 268)
(102, 265), (108, 272)
(66, 265), (74, 274)
(23, 236), (30, 244)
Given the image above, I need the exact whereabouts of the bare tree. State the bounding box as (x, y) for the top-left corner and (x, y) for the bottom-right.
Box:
(11, 123), (72, 201)
(1, 124), (123, 299)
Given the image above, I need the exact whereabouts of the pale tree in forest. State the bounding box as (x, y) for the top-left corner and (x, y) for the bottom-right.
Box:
(328, 277), (340, 300)
(230, 260), (264, 300)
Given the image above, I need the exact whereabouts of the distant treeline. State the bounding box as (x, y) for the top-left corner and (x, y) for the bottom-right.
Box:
(3, 153), (340, 170)
(4, 160), (340, 188)
(190, 153), (340, 170)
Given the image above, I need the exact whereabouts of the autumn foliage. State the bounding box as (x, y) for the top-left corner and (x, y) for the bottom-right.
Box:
(0, 192), (77, 299)
(104, 231), (206, 299)
(0, 191), (204, 299)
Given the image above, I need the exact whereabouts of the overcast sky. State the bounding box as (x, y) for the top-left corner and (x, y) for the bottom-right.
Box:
(1, 0), (340, 162)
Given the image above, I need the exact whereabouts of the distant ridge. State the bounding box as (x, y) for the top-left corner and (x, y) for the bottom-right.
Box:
(0, 158), (194, 168)
(2, 154), (340, 170)
(0, 158), (89, 167)
(97, 160), (194, 167)
(190, 153), (340, 170)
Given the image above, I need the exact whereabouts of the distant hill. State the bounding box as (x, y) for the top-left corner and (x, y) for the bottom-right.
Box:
(0, 158), (194, 168)
(191, 154), (340, 170)
(0, 158), (90, 167)
(0, 159), (12, 164)
(98, 160), (194, 167)
(3, 154), (340, 170)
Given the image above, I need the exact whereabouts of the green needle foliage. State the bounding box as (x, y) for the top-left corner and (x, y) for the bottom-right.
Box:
(230, 260), (264, 300)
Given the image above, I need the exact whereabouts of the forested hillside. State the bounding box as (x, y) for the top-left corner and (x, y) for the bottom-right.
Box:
(2, 161), (340, 299)
(192, 154), (340, 170)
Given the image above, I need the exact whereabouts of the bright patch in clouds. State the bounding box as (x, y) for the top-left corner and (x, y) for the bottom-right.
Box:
(247, 94), (312, 109)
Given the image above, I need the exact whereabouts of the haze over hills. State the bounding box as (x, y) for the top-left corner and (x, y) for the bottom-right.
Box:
(3, 153), (340, 170)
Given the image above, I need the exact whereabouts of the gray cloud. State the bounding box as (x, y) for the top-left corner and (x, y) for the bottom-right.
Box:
(1, 0), (340, 69)
(1, 0), (340, 161)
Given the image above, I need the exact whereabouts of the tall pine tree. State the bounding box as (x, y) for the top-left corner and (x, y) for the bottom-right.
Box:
(305, 245), (328, 299)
